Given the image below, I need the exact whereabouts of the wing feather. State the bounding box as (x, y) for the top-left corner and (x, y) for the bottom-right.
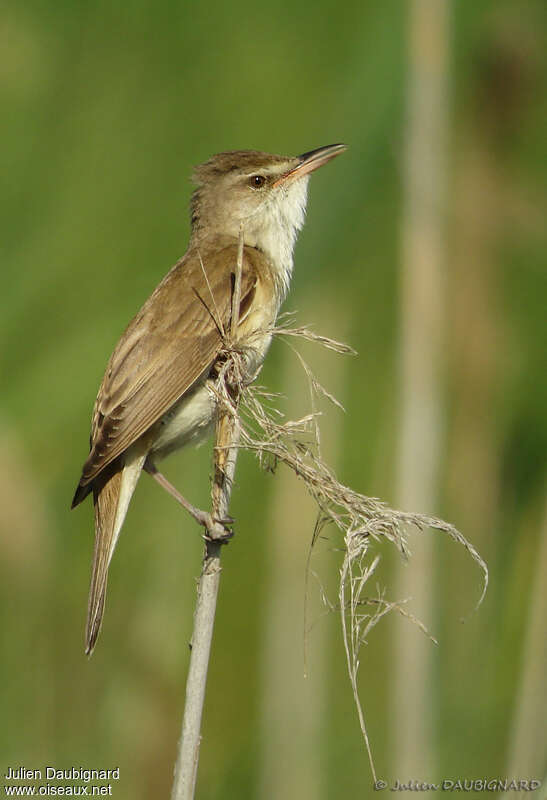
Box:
(76, 242), (260, 489)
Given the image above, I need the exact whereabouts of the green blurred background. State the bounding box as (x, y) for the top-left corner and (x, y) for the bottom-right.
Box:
(1, 0), (546, 797)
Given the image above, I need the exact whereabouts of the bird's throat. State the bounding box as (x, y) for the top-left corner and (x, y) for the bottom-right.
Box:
(245, 177), (310, 301)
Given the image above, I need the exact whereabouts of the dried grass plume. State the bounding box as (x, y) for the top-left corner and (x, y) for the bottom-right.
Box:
(212, 312), (488, 782)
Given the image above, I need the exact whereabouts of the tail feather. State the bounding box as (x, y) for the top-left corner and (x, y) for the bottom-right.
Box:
(85, 449), (146, 655)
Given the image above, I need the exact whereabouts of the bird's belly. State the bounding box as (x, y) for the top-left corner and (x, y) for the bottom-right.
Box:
(150, 379), (216, 459)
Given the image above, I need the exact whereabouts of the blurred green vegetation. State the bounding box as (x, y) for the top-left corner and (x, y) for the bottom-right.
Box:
(1, 0), (545, 797)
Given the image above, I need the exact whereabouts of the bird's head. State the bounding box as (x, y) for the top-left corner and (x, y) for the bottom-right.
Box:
(190, 144), (346, 285)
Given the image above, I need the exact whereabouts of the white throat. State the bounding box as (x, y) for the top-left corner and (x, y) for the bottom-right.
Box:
(244, 177), (310, 300)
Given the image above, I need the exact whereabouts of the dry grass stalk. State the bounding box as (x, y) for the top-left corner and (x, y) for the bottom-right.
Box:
(213, 316), (488, 783)
(171, 250), (488, 792)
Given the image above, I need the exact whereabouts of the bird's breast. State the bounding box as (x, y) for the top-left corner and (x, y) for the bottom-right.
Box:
(235, 269), (280, 375)
(150, 274), (279, 462)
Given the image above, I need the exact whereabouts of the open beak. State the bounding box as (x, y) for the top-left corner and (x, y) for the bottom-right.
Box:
(273, 143), (347, 187)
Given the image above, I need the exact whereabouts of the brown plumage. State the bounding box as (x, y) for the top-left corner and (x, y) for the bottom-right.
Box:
(72, 144), (346, 654)
(72, 240), (260, 503)
(72, 241), (266, 654)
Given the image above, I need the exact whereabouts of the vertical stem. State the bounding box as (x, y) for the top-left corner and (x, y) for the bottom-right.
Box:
(393, 0), (449, 777)
(506, 493), (547, 778)
(170, 544), (222, 800)
(170, 411), (240, 800)
(171, 229), (244, 799)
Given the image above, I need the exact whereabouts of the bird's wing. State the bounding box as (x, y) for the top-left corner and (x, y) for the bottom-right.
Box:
(75, 243), (260, 492)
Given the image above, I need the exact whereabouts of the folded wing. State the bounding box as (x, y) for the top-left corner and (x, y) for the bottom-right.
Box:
(72, 242), (258, 505)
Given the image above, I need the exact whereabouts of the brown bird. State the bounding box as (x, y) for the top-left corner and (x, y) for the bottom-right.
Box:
(72, 143), (347, 654)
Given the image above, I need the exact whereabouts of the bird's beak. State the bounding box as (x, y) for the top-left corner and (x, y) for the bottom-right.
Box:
(272, 143), (347, 187)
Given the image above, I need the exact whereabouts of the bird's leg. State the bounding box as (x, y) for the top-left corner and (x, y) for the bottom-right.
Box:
(144, 460), (233, 541)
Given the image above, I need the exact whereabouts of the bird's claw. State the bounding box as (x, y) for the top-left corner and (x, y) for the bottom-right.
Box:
(198, 512), (234, 543)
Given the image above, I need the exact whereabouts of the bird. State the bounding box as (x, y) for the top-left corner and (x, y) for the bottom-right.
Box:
(72, 143), (347, 654)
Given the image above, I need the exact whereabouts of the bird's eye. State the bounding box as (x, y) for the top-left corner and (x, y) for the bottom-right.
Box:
(249, 175), (266, 188)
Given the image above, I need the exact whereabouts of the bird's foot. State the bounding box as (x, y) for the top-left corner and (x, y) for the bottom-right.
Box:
(145, 461), (234, 541)
(196, 511), (234, 543)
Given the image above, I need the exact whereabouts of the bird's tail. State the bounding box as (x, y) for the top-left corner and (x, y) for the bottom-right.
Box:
(85, 449), (146, 655)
